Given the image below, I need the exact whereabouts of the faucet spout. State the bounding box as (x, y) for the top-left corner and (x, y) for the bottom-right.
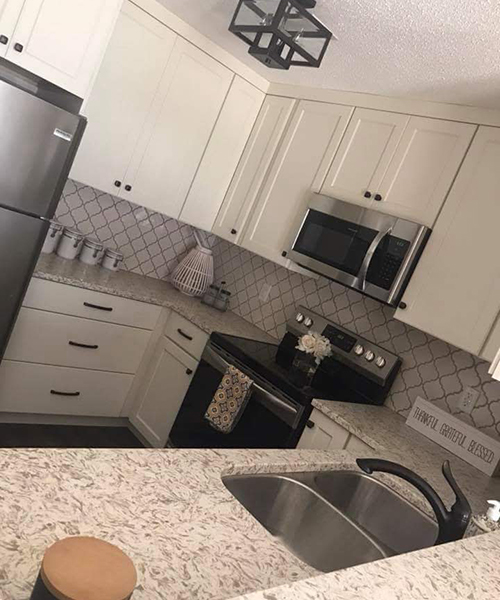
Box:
(357, 458), (471, 545)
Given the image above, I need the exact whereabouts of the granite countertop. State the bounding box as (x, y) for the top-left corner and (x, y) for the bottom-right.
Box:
(1, 447), (499, 600)
(33, 254), (275, 343)
(312, 400), (500, 515)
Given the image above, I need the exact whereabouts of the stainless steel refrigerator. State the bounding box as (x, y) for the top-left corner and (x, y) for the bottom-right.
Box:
(0, 79), (86, 360)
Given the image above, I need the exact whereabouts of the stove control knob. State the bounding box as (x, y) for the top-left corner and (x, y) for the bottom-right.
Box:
(364, 350), (375, 362)
(303, 317), (314, 328)
(296, 312), (305, 323)
(353, 344), (364, 356)
(375, 356), (386, 369)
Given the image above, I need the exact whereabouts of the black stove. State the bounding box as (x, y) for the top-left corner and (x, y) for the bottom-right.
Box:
(170, 307), (401, 449)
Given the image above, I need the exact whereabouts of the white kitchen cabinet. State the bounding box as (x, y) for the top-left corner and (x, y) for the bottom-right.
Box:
(374, 117), (476, 225)
(344, 433), (374, 455)
(322, 108), (409, 207)
(70, 0), (177, 196)
(179, 76), (264, 232)
(124, 37), (233, 216)
(241, 100), (353, 267)
(2, 0), (122, 97)
(0, 0), (24, 56)
(396, 126), (500, 357)
(297, 408), (350, 450)
(130, 336), (197, 447)
(481, 315), (500, 363)
(212, 95), (296, 243)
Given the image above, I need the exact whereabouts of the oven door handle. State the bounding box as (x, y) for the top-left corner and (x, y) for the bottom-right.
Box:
(358, 226), (392, 292)
(202, 343), (301, 426)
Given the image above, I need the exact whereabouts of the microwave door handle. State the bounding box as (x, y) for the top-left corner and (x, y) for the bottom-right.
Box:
(358, 227), (392, 292)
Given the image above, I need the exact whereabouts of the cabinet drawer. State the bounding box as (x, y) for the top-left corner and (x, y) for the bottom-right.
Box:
(24, 279), (161, 330)
(164, 312), (209, 360)
(0, 361), (133, 416)
(5, 308), (151, 374)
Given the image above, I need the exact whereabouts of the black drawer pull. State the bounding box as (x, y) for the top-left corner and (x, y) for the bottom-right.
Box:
(83, 301), (113, 312)
(374, 194), (383, 201)
(186, 368), (193, 375)
(114, 180), (122, 188)
(50, 390), (80, 397)
(177, 328), (193, 341)
(13, 42), (23, 52)
(306, 420), (315, 429)
(0, 35), (8, 45)
(124, 184), (132, 191)
(69, 341), (99, 350)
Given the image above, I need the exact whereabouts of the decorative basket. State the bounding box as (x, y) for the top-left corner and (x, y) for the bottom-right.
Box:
(171, 230), (214, 297)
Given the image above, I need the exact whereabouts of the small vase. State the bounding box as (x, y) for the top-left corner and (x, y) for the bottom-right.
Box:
(291, 351), (318, 388)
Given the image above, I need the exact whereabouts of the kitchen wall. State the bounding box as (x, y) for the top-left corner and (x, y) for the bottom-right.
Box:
(57, 181), (500, 440)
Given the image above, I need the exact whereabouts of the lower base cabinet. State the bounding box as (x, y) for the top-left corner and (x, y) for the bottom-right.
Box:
(297, 407), (373, 454)
(129, 337), (197, 447)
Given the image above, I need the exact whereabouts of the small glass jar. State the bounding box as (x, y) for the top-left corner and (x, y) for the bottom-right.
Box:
(102, 248), (123, 271)
(41, 221), (63, 254)
(79, 238), (104, 266)
(56, 228), (84, 260)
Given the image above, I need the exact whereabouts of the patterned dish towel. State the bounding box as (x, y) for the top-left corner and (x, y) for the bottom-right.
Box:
(204, 365), (254, 434)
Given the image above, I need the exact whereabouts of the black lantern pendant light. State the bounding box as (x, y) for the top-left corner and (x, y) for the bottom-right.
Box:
(229, 0), (333, 70)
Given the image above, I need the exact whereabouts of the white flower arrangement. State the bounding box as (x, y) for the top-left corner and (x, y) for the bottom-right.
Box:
(296, 331), (333, 365)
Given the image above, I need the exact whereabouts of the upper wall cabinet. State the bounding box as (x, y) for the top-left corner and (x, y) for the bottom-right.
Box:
(395, 126), (500, 357)
(70, 1), (177, 196)
(212, 95), (296, 244)
(179, 76), (264, 232)
(322, 108), (409, 207)
(119, 37), (233, 216)
(240, 100), (353, 267)
(1, 0), (122, 97)
(322, 108), (476, 226)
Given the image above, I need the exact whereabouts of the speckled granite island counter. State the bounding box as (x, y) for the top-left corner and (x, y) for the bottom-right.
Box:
(33, 254), (276, 343)
(1, 448), (500, 600)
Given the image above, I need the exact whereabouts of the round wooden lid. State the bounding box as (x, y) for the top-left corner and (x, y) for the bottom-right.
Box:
(40, 537), (137, 600)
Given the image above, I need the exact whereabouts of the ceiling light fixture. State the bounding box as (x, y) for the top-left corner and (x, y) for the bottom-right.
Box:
(229, 0), (333, 70)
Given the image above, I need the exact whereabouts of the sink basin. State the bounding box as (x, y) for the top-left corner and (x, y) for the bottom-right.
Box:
(223, 471), (437, 573)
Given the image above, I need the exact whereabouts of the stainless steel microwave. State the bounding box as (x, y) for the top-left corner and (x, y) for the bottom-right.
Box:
(287, 194), (431, 306)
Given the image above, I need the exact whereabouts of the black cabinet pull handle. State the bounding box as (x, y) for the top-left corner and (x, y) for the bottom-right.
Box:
(399, 301), (407, 310)
(69, 341), (99, 350)
(124, 184), (132, 191)
(13, 42), (23, 52)
(374, 194), (383, 201)
(306, 420), (315, 429)
(230, 229), (237, 235)
(114, 180), (122, 188)
(177, 328), (193, 341)
(50, 390), (80, 397)
(0, 35), (8, 45)
(186, 368), (193, 375)
(364, 191), (372, 198)
(83, 301), (113, 312)
(281, 251), (287, 257)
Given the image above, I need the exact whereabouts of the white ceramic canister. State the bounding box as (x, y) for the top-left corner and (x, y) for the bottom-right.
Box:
(79, 238), (104, 266)
(102, 248), (123, 271)
(41, 221), (63, 254)
(56, 228), (84, 260)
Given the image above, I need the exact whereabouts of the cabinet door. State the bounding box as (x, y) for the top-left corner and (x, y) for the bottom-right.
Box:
(130, 337), (197, 447)
(70, 1), (177, 196)
(297, 408), (350, 450)
(396, 126), (500, 356)
(241, 100), (353, 266)
(212, 95), (296, 243)
(481, 314), (500, 363)
(375, 117), (476, 225)
(321, 108), (408, 206)
(5, 0), (122, 97)
(0, 0), (24, 56)
(179, 76), (264, 232)
(124, 37), (233, 217)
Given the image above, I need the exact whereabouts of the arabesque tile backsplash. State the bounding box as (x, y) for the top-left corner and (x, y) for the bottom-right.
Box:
(57, 180), (500, 439)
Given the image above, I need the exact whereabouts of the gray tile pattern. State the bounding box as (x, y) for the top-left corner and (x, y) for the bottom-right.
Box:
(211, 238), (500, 440)
(56, 180), (198, 280)
(55, 182), (500, 439)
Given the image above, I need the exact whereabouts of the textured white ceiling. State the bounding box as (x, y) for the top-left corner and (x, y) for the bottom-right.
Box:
(157, 0), (500, 109)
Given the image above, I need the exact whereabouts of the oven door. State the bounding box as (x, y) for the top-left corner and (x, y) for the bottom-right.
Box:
(169, 343), (308, 449)
(287, 195), (429, 305)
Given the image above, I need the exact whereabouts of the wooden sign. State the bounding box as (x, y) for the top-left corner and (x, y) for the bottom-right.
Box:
(406, 397), (500, 477)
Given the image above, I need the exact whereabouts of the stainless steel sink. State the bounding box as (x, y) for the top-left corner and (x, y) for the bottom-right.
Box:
(223, 471), (437, 573)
